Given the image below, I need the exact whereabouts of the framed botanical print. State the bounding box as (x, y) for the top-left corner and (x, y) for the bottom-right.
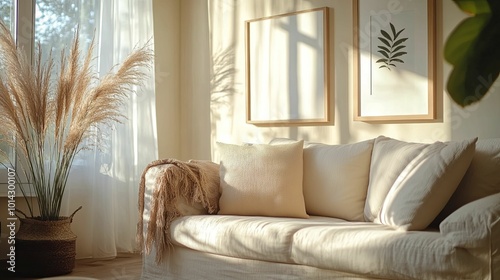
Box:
(353, 0), (436, 121)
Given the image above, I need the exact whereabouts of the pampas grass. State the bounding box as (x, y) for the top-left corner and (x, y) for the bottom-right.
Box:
(0, 21), (153, 220)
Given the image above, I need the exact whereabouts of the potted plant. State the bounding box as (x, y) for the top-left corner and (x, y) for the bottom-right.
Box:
(0, 20), (152, 277)
(445, 0), (500, 106)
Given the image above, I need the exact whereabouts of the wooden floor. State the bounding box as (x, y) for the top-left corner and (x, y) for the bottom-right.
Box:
(1, 253), (143, 280)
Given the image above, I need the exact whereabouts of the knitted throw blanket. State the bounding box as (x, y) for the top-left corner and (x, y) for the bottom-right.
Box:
(136, 158), (220, 264)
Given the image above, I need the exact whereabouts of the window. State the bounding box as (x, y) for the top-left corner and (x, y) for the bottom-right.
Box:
(0, 0), (15, 32)
(0, 0), (99, 194)
(0, 0), (19, 187)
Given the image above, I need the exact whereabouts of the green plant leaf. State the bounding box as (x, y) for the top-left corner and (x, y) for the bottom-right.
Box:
(444, 15), (489, 65)
(381, 30), (392, 41)
(392, 45), (406, 53)
(446, 0), (500, 106)
(392, 38), (408, 48)
(392, 52), (407, 58)
(378, 50), (389, 58)
(378, 37), (391, 47)
(376, 22), (408, 71)
(378, 46), (391, 53)
(394, 28), (405, 40)
(390, 23), (397, 38)
(453, 0), (491, 14)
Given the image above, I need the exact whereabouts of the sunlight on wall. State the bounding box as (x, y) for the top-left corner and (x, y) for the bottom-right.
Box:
(248, 8), (325, 122)
(176, 0), (500, 160)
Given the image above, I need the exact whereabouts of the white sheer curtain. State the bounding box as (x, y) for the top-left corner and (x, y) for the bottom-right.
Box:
(61, 0), (158, 259)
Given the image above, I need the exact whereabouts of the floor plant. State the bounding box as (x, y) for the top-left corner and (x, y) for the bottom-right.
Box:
(0, 20), (153, 221)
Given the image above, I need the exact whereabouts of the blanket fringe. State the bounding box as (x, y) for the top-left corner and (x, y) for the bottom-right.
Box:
(136, 159), (220, 264)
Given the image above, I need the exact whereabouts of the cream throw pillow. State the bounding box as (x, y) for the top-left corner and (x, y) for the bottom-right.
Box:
(302, 140), (374, 221)
(364, 136), (428, 221)
(217, 140), (308, 218)
(270, 138), (374, 221)
(433, 138), (500, 224)
(375, 137), (477, 230)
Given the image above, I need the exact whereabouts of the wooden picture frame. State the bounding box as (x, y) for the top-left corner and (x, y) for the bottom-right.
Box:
(353, 0), (436, 121)
(246, 7), (331, 125)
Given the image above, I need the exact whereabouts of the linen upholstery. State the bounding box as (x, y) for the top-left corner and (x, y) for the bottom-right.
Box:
(435, 138), (500, 223)
(170, 215), (336, 263)
(140, 136), (499, 280)
(217, 141), (308, 218)
(439, 192), (500, 279)
(270, 138), (374, 221)
(375, 137), (477, 230)
(290, 221), (486, 279)
(167, 214), (493, 280)
(142, 245), (385, 280)
(302, 140), (374, 221)
(364, 136), (428, 221)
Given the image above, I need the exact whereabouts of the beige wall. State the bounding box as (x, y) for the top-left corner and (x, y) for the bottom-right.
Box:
(154, 0), (212, 161)
(160, 0), (500, 161)
(153, 0), (182, 159)
(179, 0), (213, 160)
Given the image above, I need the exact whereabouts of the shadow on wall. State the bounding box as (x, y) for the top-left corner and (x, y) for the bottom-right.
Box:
(211, 45), (238, 139)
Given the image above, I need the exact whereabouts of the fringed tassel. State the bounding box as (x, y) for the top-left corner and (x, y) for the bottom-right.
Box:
(136, 159), (220, 264)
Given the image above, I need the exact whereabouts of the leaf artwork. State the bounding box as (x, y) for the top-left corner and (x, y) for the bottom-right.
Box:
(376, 23), (408, 71)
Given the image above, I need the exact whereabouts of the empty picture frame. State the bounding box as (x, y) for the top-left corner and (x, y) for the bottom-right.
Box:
(246, 7), (331, 125)
(353, 0), (436, 121)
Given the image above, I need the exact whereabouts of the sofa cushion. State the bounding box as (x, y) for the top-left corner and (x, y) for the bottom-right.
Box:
(170, 215), (337, 264)
(217, 141), (308, 218)
(290, 219), (486, 279)
(302, 140), (374, 221)
(434, 138), (500, 224)
(375, 138), (477, 230)
(364, 136), (428, 221)
(270, 138), (374, 221)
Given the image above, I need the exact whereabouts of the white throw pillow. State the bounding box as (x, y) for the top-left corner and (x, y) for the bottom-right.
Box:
(217, 140), (308, 218)
(364, 136), (428, 222)
(433, 138), (500, 224)
(375, 137), (477, 230)
(302, 140), (374, 221)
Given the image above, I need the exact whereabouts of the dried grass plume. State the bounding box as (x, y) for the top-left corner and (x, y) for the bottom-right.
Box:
(0, 20), (153, 220)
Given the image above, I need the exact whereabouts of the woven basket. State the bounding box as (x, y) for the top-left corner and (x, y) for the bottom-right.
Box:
(15, 207), (81, 277)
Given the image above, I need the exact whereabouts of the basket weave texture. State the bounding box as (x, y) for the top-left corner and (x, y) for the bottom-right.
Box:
(16, 217), (77, 277)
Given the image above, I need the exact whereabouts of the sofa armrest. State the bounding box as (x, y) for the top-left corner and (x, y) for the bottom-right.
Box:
(440, 192), (500, 277)
(137, 159), (220, 264)
(440, 192), (500, 243)
(143, 164), (205, 219)
(439, 193), (500, 266)
(440, 192), (500, 244)
(142, 160), (220, 217)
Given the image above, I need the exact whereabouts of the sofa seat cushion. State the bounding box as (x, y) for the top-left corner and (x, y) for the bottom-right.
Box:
(291, 224), (486, 279)
(170, 215), (349, 264)
(170, 213), (491, 279)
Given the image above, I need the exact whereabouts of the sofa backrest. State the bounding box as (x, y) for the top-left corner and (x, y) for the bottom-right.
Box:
(433, 138), (500, 224)
(270, 137), (500, 227)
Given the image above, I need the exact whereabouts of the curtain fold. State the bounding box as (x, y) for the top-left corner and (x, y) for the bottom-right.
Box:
(61, 0), (158, 259)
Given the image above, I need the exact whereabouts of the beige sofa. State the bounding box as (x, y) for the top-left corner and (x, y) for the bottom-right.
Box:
(139, 136), (500, 280)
